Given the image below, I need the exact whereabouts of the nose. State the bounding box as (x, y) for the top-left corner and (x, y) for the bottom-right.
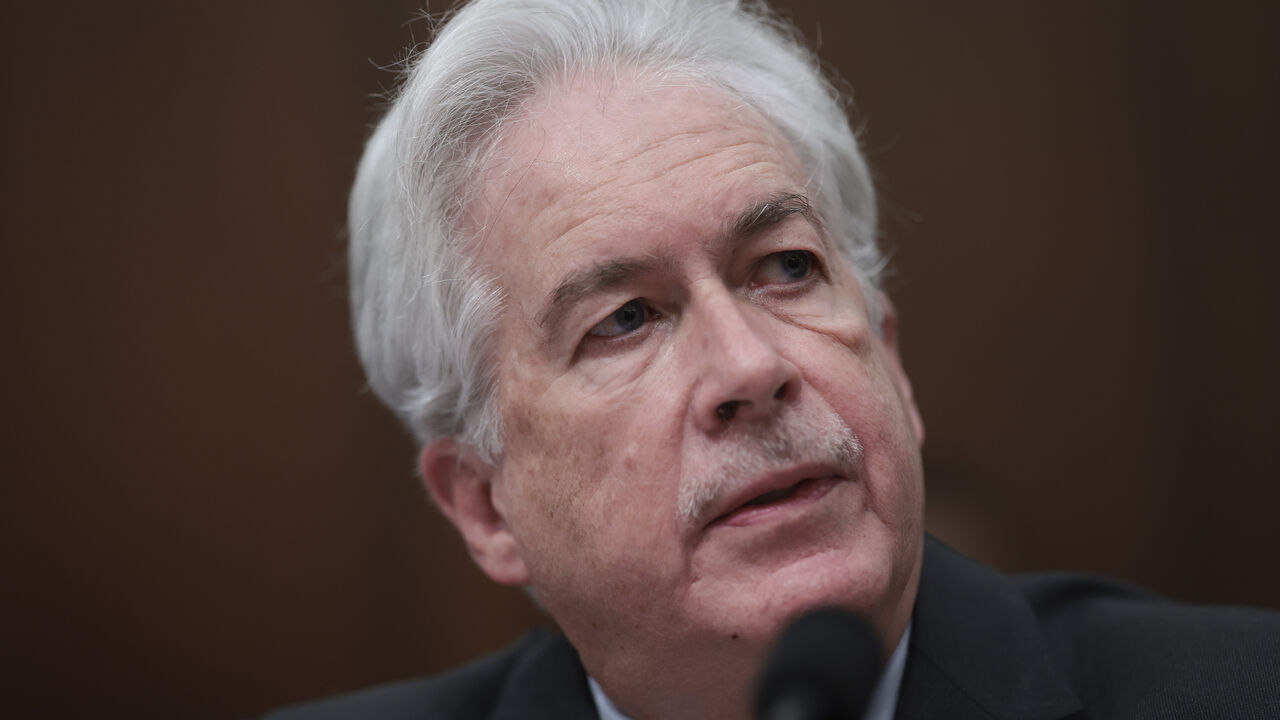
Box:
(689, 292), (800, 433)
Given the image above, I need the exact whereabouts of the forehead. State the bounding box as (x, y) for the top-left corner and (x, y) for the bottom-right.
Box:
(495, 75), (795, 185)
(468, 77), (809, 286)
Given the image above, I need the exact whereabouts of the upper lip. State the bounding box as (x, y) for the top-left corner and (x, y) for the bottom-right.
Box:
(705, 462), (845, 528)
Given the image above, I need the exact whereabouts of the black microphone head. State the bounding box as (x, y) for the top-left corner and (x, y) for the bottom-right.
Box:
(755, 607), (884, 720)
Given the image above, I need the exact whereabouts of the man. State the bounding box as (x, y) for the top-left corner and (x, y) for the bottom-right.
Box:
(270, 0), (1278, 718)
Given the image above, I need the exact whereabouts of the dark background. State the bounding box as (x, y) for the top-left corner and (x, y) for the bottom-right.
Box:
(4, 1), (1277, 717)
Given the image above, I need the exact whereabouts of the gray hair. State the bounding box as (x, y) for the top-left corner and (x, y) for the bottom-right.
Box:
(348, 0), (883, 460)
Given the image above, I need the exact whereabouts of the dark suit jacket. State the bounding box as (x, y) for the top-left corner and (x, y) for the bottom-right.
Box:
(265, 537), (1280, 719)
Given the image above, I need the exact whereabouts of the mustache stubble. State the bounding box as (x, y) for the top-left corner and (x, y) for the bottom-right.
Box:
(676, 405), (863, 527)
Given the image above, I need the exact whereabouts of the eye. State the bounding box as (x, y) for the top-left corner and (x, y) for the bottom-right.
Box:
(587, 299), (656, 338)
(757, 250), (817, 284)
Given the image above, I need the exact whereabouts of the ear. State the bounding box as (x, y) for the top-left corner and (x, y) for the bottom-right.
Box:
(877, 293), (926, 446)
(420, 438), (530, 586)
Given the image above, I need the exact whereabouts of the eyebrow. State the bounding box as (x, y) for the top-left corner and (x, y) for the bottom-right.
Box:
(535, 191), (817, 342)
(731, 192), (817, 237)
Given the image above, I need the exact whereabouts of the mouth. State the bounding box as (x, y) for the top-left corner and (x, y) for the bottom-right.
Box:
(743, 480), (811, 507)
(710, 473), (845, 528)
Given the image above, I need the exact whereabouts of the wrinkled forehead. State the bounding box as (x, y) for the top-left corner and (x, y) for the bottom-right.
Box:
(462, 74), (810, 275)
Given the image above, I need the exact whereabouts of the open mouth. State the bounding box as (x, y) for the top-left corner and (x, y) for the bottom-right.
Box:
(742, 480), (809, 507)
(714, 476), (839, 527)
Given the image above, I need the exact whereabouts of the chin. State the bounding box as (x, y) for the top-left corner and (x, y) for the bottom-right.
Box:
(698, 545), (897, 647)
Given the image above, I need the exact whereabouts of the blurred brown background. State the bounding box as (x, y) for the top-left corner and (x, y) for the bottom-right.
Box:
(3, 1), (1277, 717)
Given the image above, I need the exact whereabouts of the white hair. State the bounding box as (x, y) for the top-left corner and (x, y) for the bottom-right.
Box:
(348, 0), (884, 460)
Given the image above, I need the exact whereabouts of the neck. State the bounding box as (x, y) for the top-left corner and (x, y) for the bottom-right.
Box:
(585, 637), (764, 720)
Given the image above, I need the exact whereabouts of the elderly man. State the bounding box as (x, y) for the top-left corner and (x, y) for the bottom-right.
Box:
(269, 1), (1278, 718)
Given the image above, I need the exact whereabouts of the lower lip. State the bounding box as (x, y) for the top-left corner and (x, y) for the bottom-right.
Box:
(713, 477), (844, 528)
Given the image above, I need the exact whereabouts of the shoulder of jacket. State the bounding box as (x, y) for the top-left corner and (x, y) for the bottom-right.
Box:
(261, 629), (557, 720)
(1017, 571), (1280, 718)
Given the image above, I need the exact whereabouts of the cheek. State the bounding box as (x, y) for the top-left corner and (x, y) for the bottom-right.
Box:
(853, 380), (924, 539)
(499, 388), (694, 623)
(498, 373), (675, 561)
(770, 272), (875, 353)
(814, 346), (916, 462)
(787, 331), (923, 527)
(501, 398), (602, 547)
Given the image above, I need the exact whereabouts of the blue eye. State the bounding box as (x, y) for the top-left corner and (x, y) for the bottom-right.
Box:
(589, 299), (652, 338)
(760, 250), (815, 283)
(778, 250), (811, 279)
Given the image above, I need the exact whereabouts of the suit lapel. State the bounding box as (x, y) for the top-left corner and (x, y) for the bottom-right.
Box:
(894, 537), (1083, 720)
(489, 632), (599, 720)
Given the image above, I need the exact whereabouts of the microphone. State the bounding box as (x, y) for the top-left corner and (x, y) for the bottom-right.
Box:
(755, 608), (884, 720)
